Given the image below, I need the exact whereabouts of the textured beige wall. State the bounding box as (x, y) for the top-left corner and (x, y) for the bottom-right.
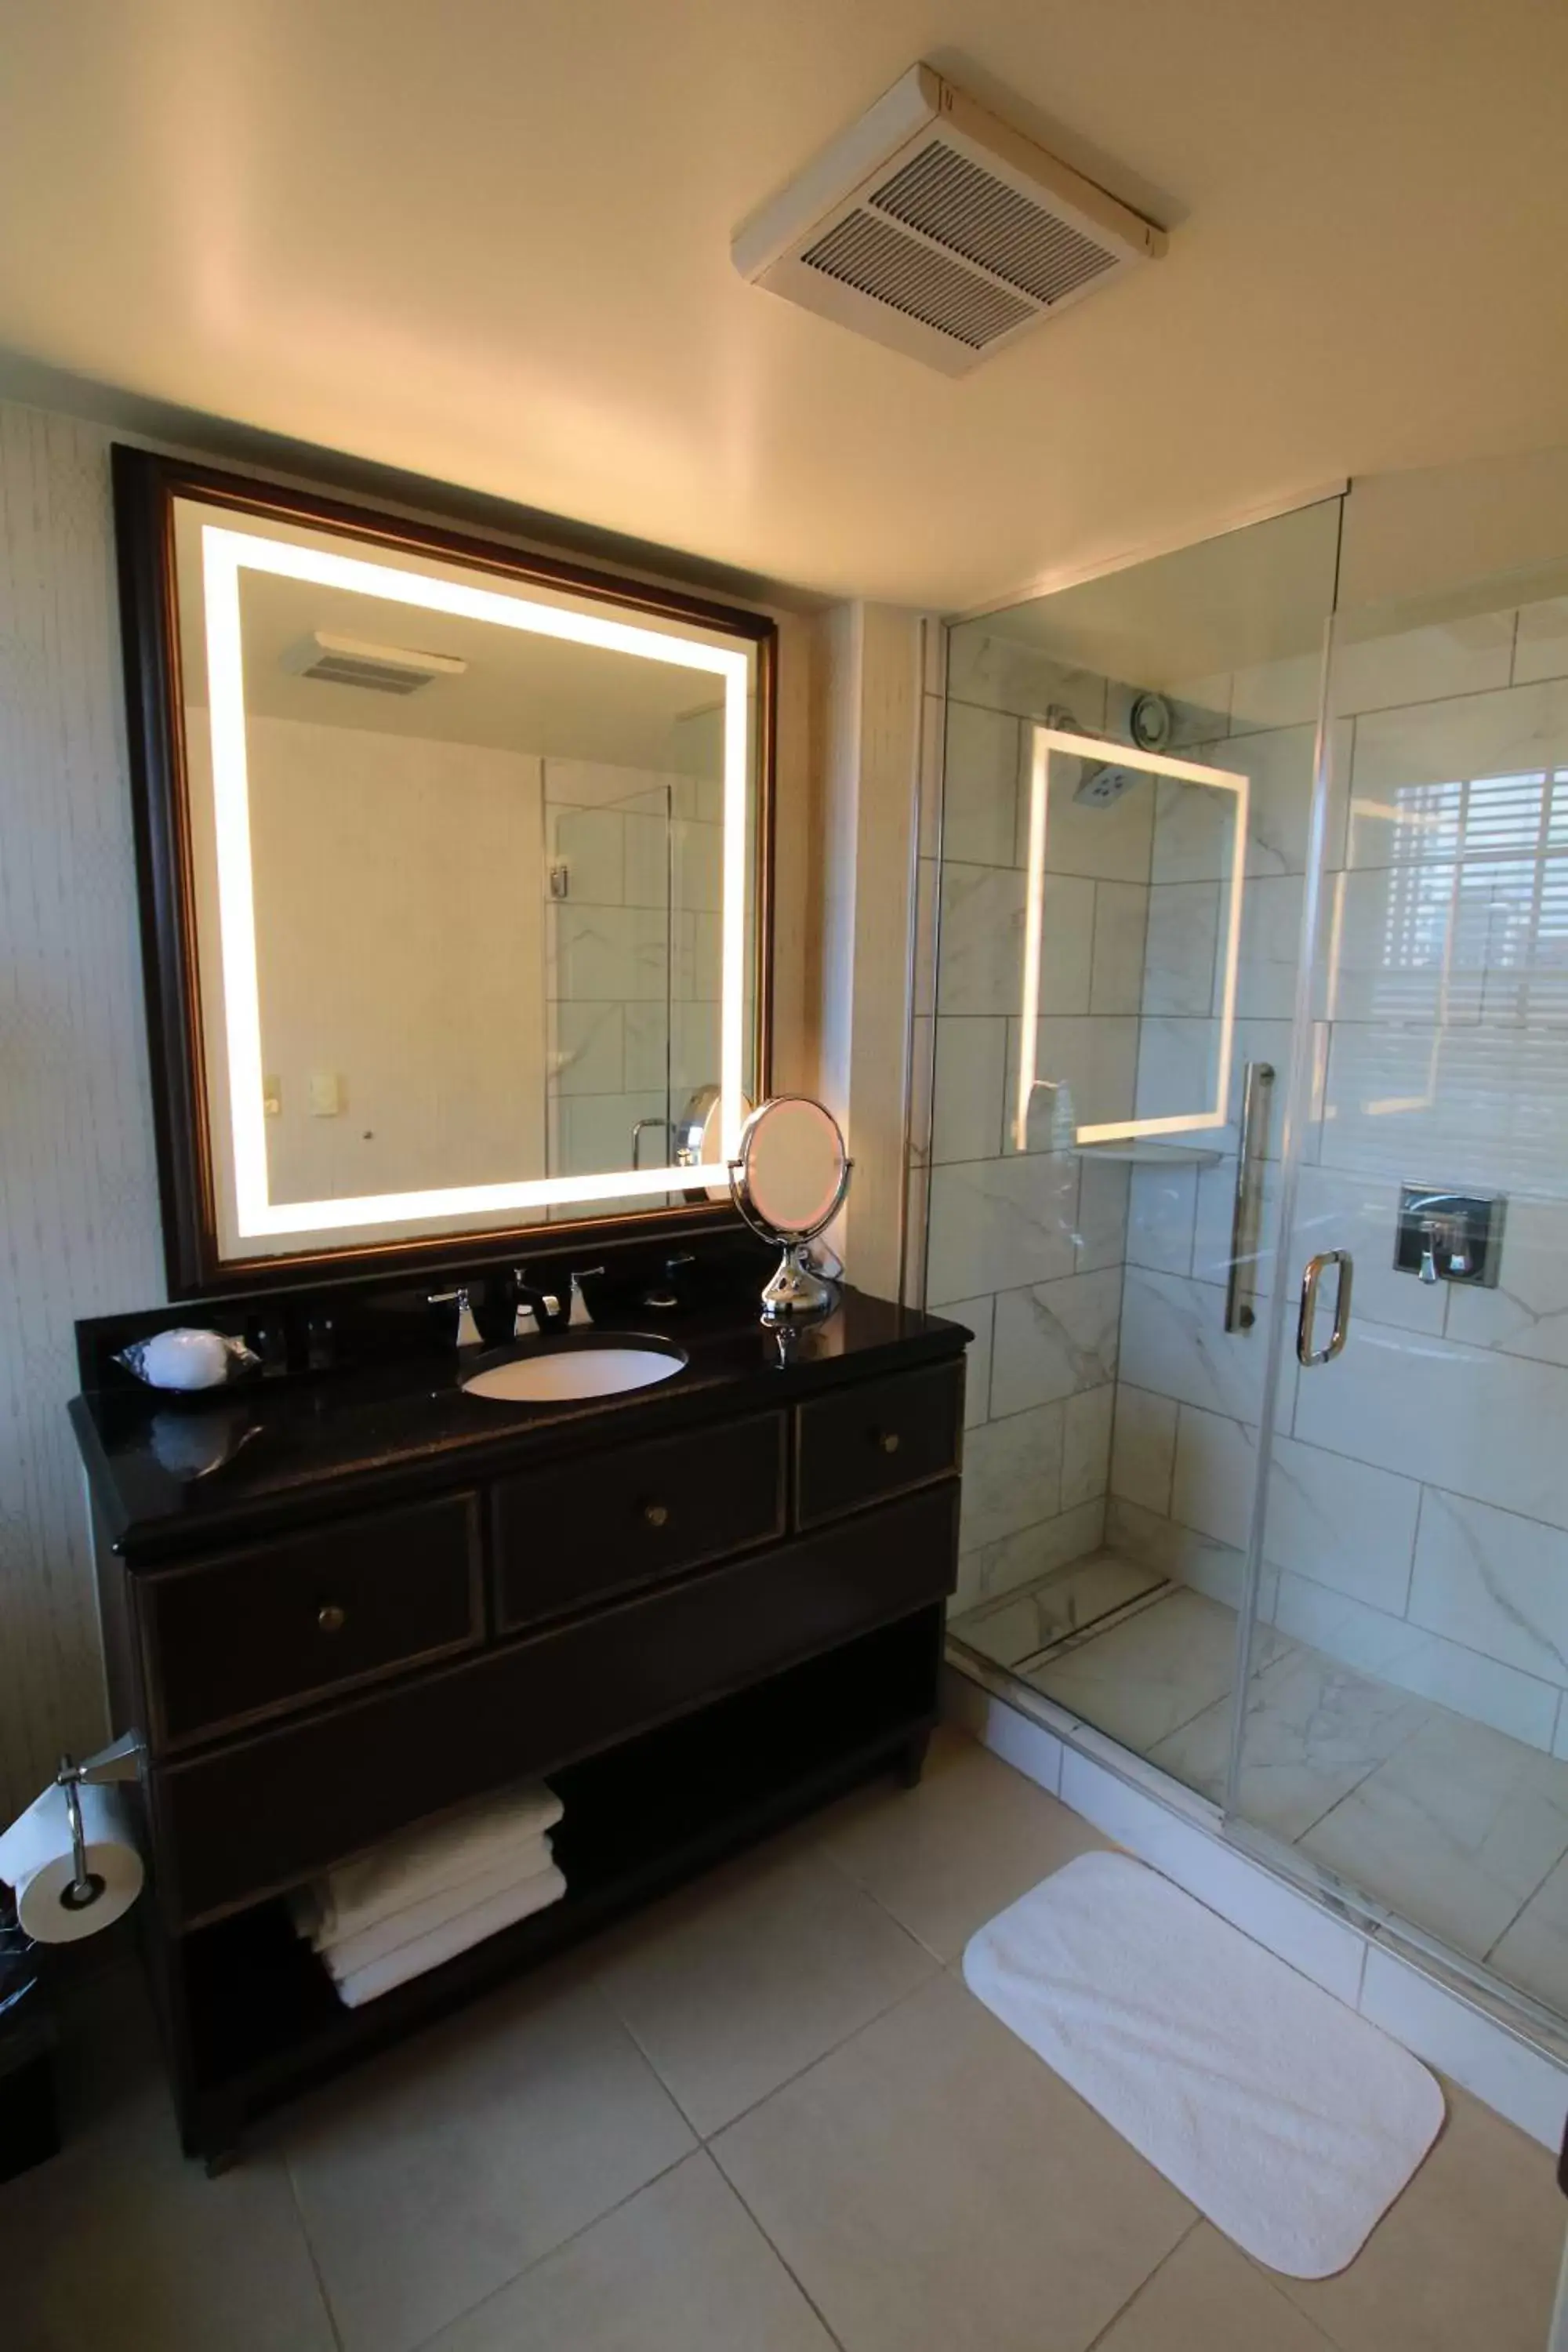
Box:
(0, 405), (165, 1821)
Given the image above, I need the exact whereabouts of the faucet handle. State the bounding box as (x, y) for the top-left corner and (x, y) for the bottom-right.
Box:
(428, 1286), (482, 1348)
(568, 1266), (605, 1327)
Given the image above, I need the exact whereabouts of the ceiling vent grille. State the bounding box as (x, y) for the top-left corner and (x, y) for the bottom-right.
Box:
(870, 141), (1116, 308)
(280, 633), (468, 695)
(732, 64), (1166, 377)
(801, 209), (1033, 350)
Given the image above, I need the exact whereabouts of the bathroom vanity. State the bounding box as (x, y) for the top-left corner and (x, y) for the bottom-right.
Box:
(69, 446), (971, 2165)
(71, 1276), (966, 2165)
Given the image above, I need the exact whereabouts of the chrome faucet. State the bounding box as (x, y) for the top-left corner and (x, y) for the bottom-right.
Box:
(511, 1265), (559, 1337)
(513, 1265), (604, 1334)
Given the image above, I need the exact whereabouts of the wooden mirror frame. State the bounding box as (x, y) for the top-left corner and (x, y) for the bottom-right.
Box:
(112, 446), (777, 1297)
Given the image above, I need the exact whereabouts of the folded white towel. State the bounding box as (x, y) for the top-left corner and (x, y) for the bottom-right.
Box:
(315, 1837), (556, 1978)
(307, 1781), (563, 1946)
(330, 1862), (568, 2009)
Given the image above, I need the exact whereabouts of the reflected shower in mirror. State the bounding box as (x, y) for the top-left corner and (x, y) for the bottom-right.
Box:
(1013, 721), (1248, 1156)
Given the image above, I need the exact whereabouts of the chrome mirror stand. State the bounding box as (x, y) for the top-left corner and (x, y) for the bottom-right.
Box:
(759, 1237), (840, 1323)
(727, 1097), (852, 1326)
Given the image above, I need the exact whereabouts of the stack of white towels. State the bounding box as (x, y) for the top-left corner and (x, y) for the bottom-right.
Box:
(291, 1780), (566, 2009)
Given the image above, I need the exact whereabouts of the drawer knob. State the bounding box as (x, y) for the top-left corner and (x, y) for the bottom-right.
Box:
(873, 1429), (901, 1455)
(642, 1501), (670, 1529)
(317, 1602), (347, 1635)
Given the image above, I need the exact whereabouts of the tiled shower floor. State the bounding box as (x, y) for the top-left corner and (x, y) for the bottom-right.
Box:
(950, 1552), (1568, 2020)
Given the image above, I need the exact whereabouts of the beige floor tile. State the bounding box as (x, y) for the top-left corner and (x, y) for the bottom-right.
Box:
(713, 1971), (1193, 2352)
(423, 2151), (836, 2350)
(817, 1726), (1108, 1961)
(1094, 2225), (1336, 2350)
(1276, 2083), (1563, 2352)
(285, 1963), (695, 2352)
(0, 2009), (334, 2352)
(592, 1842), (936, 2135)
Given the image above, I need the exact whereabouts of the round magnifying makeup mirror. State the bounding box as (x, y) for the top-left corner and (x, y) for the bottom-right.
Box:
(728, 1097), (851, 1323)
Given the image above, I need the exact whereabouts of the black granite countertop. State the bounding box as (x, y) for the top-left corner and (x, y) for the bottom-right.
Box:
(70, 1287), (971, 1560)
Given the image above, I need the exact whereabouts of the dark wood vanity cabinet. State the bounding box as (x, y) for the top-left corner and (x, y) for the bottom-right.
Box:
(140, 1493), (485, 1750)
(75, 1299), (967, 2165)
(492, 1410), (788, 1631)
(796, 1360), (964, 1525)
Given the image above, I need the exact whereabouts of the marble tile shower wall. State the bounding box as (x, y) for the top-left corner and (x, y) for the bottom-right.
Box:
(1109, 597), (1568, 1759)
(544, 761), (724, 1186)
(921, 627), (1145, 1612)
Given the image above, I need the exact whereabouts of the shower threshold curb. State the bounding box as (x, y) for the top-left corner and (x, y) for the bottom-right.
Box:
(943, 1642), (1568, 2154)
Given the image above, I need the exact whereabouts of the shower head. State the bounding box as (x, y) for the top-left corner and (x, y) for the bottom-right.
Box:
(1047, 691), (1171, 809)
(1073, 760), (1139, 807)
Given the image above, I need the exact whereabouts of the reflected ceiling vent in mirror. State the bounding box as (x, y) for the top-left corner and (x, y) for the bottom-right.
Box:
(731, 63), (1166, 377)
(280, 632), (468, 695)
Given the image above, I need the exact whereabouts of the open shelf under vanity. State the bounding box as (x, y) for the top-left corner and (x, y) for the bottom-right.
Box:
(172, 1606), (942, 2160)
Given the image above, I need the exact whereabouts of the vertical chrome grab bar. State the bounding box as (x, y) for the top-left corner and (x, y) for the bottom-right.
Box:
(1297, 1248), (1354, 1366)
(1224, 1062), (1275, 1333)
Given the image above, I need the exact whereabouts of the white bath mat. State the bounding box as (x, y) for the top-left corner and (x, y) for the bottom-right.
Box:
(963, 1851), (1444, 2278)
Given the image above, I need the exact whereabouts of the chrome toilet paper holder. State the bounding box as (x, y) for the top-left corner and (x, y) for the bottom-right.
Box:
(53, 1733), (143, 1914)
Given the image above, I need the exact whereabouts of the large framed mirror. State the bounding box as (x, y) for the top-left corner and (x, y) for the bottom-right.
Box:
(113, 450), (775, 1292)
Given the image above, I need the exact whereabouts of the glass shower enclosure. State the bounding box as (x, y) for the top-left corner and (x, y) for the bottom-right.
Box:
(1229, 558), (1568, 2029)
(931, 500), (1568, 2041)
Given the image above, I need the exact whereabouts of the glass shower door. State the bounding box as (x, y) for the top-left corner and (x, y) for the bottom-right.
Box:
(1228, 558), (1568, 2026)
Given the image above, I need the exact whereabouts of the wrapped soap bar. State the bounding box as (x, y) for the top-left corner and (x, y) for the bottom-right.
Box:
(115, 1327), (260, 1392)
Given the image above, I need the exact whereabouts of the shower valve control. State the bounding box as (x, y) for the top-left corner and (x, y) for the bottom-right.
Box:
(1394, 1184), (1504, 1287)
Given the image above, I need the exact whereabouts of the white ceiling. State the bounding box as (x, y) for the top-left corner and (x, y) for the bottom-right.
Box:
(3, 1), (1566, 614)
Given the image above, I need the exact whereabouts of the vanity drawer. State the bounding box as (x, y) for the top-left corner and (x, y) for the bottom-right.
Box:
(795, 1362), (964, 1526)
(492, 1411), (786, 1632)
(140, 1494), (483, 1749)
(152, 1479), (958, 1926)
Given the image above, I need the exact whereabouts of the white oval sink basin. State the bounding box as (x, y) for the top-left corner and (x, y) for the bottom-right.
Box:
(462, 1341), (686, 1403)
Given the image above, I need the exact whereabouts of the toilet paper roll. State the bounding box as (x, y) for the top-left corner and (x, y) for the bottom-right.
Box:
(0, 1781), (144, 1944)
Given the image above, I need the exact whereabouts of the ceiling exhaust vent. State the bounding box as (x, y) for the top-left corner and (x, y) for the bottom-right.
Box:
(731, 64), (1166, 377)
(280, 633), (468, 695)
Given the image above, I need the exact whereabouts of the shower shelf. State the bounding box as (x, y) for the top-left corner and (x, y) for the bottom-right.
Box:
(1073, 1142), (1224, 1167)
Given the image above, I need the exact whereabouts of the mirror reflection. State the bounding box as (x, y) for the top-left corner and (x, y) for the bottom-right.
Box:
(168, 496), (765, 1262)
(1013, 723), (1247, 1155)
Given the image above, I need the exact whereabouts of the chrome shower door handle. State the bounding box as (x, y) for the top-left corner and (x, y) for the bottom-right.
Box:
(1224, 1060), (1275, 1334)
(1297, 1249), (1354, 1367)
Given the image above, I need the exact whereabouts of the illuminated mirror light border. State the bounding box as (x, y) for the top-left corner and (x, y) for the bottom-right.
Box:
(200, 521), (752, 1240)
(1015, 725), (1250, 1153)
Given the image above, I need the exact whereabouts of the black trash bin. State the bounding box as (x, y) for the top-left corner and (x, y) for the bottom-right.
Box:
(0, 1915), (60, 2182)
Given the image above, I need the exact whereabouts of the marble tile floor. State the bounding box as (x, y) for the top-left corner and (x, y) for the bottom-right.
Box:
(952, 1555), (1568, 2019)
(5, 1728), (1565, 2351)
